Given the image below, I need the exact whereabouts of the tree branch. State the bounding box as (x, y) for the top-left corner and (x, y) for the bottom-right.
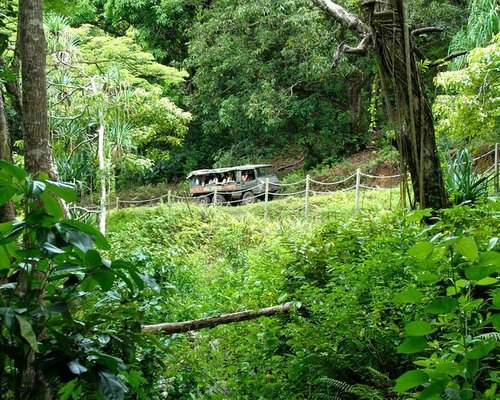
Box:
(429, 50), (469, 67)
(411, 27), (443, 37)
(313, 0), (368, 36)
(331, 35), (371, 68)
(141, 303), (293, 334)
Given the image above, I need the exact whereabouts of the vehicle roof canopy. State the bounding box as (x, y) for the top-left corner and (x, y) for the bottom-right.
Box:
(187, 164), (272, 179)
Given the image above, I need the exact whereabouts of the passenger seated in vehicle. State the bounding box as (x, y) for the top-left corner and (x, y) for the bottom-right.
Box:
(241, 171), (249, 182)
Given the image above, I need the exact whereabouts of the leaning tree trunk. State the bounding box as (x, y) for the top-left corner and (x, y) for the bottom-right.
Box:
(0, 93), (15, 222)
(360, 0), (447, 209)
(19, 0), (56, 179)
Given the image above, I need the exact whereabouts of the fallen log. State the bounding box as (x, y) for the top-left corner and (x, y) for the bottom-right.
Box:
(141, 303), (293, 334)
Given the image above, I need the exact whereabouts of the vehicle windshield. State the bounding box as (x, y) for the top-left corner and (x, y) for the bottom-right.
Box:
(256, 166), (276, 177)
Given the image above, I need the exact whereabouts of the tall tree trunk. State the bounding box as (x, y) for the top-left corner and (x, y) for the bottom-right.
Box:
(19, 0), (56, 179)
(360, 0), (447, 209)
(18, 2), (53, 399)
(313, 0), (448, 209)
(0, 92), (15, 222)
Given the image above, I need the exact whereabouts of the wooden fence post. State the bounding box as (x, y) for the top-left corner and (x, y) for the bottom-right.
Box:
(305, 174), (310, 219)
(264, 178), (269, 219)
(168, 190), (172, 205)
(495, 143), (499, 196)
(115, 197), (119, 210)
(355, 168), (361, 212)
(213, 186), (218, 206)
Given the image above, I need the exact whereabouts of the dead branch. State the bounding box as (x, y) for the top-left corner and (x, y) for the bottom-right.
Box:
(141, 303), (293, 334)
(313, 0), (369, 36)
(411, 27), (443, 37)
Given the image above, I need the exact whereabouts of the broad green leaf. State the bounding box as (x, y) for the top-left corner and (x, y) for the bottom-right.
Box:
(416, 273), (440, 284)
(404, 321), (435, 336)
(394, 370), (428, 392)
(456, 237), (478, 261)
(58, 224), (94, 253)
(0, 160), (26, 180)
(98, 371), (128, 400)
(28, 180), (46, 196)
(0, 185), (17, 204)
(84, 250), (103, 268)
(491, 314), (500, 330)
(467, 341), (496, 359)
(418, 379), (448, 399)
(68, 359), (88, 375)
(41, 192), (64, 219)
(393, 289), (423, 304)
(465, 260), (497, 280)
(60, 220), (110, 250)
(408, 242), (434, 260)
(476, 277), (497, 286)
(424, 297), (458, 314)
(0, 245), (10, 270)
(42, 242), (65, 255)
(493, 290), (500, 308)
(58, 379), (78, 400)
(92, 269), (115, 291)
(15, 314), (39, 352)
(487, 237), (498, 251)
(46, 180), (77, 202)
(0, 222), (25, 244)
(397, 336), (427, 354)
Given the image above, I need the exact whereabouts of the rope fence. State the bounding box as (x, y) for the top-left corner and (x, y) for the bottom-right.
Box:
(73, 143), (499, 223)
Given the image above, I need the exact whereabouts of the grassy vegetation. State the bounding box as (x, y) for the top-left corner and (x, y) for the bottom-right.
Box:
(105, 192), (500, 399)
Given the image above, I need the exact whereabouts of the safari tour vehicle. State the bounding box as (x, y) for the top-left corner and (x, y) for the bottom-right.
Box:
(187, 164), (280, 205)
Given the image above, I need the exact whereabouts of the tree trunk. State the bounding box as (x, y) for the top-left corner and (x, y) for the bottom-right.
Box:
(142, 303), (293, 334)
(18, 2), (53, 399)
(98, 122), (107, 234)
(0, 92), (15, 222)
(313, 0), (448, 209)
(347, 71), (363, 139)
(360, 0), (447, 209)
(19, 0), (56, 179)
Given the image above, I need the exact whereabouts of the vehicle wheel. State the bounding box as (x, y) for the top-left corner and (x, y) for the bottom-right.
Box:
(196, 196), (211, 206)
(215, 194), (227, 205)
(242, 191), (256, 205)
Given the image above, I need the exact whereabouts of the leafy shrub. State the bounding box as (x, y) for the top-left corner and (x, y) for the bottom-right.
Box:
(393, 205), (499, 399)
(444, 149), (492, 205)
(0, 161), (154, 400)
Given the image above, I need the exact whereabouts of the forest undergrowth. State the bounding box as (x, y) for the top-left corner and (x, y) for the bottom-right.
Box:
(105, 195), (500, 399)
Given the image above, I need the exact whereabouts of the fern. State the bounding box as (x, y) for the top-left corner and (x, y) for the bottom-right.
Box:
(474, 332), (500, 341)
(314, 377), (386, 400)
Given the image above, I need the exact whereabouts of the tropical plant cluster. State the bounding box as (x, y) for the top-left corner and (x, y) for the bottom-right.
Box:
(100, 197), (499, 399)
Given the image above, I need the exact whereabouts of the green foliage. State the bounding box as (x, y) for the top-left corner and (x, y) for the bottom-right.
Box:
(443, 149), (493, 204)
(434, 34), (500, 145)
(393, 206), (499, 399)
(45, 16), (191, 189)
(0, 161), (154, 399)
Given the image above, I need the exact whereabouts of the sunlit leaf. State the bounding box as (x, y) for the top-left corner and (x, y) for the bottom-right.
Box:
(394, 370), (428, 392)
(397, 336), (427, 354)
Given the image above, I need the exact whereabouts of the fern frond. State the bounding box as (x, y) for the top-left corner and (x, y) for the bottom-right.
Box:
(365, 366), (392, 387)
(312, 394), (344, 400)
(316, 377), (352, 392)
(349, 384), (385, 400)
(474, 332), (500, 341)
